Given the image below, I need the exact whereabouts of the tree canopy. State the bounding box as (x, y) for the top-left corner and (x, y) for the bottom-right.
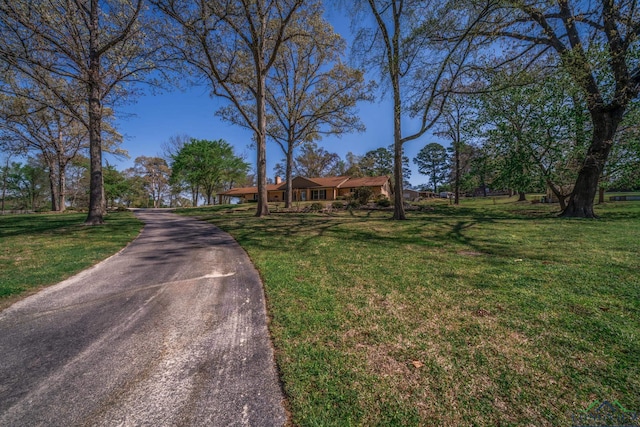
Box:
(153, 0), (306, 217)
(454, 0), (640, 216)
(2, 0), (639, 218)
(171, 139), (250, 206)
(0, 0), (163, 223)
(414, 142), (449, 193)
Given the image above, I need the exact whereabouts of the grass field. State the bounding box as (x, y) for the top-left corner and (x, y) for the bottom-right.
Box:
(0, 211), (143, 309)
(1, 199), (637, 425)
(180, 197), (640, 426)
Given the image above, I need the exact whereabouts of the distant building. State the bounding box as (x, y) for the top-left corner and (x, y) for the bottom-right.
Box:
(402, 189), (436, 200)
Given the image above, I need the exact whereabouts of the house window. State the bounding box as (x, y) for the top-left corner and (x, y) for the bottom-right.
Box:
(311, 189), (326, 200)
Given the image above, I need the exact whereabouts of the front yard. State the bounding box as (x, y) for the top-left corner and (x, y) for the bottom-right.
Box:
(182, 198), (640, 426)
(1, 199), (637, 425)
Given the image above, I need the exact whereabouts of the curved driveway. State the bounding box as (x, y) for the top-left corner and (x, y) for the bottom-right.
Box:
(0, 210), (286, 426)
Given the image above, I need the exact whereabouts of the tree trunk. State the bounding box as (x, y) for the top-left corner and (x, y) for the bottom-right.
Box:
(191, 186), (198, 207)
(561, 109), (623, 218)
(58, 161), (66, 212)
(392, 113), (406, 218)
(285, 142), (293, 209)
(432, 169), (437, 194)
(85, 0), (104, 225)
(255, 69), (269, 217)
(481, 175), (487, 197)
(30, 185), (35, 211)
(598, 186), (605, 204)
(391, 73), (406, 219)
(547, 180), (568, 210)
(1, 158), (8, 214)
(54, 129), (66, 212)
(43, 151), (59, 211)
(385, 3), (405, 220)
(518, 191), (526, 201)
(454, 143), (460, 205)
(48, 167), (59, 212)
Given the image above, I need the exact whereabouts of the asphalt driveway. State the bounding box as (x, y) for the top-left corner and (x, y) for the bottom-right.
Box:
(0, 210), (286, 426)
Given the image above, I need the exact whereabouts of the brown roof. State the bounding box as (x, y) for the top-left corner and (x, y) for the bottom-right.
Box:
(307, 176), (351, 188)
(220, 184), (282, 196)
(275, 176), (351, 190)
(338, 176), (390, 188)
(220, 175), (389, 196)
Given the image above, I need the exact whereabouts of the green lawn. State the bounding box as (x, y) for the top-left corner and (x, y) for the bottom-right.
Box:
(1, 200), (637, 425)
(181, 197), (640, 426)
(0, 211), (143, 306)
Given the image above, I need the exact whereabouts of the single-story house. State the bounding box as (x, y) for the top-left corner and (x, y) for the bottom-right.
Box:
(218, 175), (392, 204)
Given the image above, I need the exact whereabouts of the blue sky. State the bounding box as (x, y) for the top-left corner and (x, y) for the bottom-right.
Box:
(110, 8), (442, 188)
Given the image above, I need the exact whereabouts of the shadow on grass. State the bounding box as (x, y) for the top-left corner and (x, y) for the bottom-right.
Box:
(0, 212), (142, 239)
(0, 214), (86, 238)
(184, 202), (640, 265)
(207, 211), (502, 260)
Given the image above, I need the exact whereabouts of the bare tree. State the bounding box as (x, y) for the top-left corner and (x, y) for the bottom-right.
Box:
(1, 97), (85, 212)
(266, 6), (369, 207)
(0, 82), (124, 212)
(0, 1), (163, 224)
(435, 96), (474, 205)
(134, 156), (171, 208)
(161, 133), (192, 162)
(0, 153), (10, 214)
(152, 0), (305, 217)
(348, 0), (490, 219)
(220, 3), (371, 208)
(292, 141), (341, 177)
(161, 133), (192, 207)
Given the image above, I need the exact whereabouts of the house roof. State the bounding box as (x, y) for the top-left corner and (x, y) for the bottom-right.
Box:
(219, 175), (390, 196)
(274, 176), (351, 190)
(338, 176), (390, 188)
(221, 184), (282, 196)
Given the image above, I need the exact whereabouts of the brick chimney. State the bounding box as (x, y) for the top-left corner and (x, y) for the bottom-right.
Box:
(275, 176), (282, 184)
